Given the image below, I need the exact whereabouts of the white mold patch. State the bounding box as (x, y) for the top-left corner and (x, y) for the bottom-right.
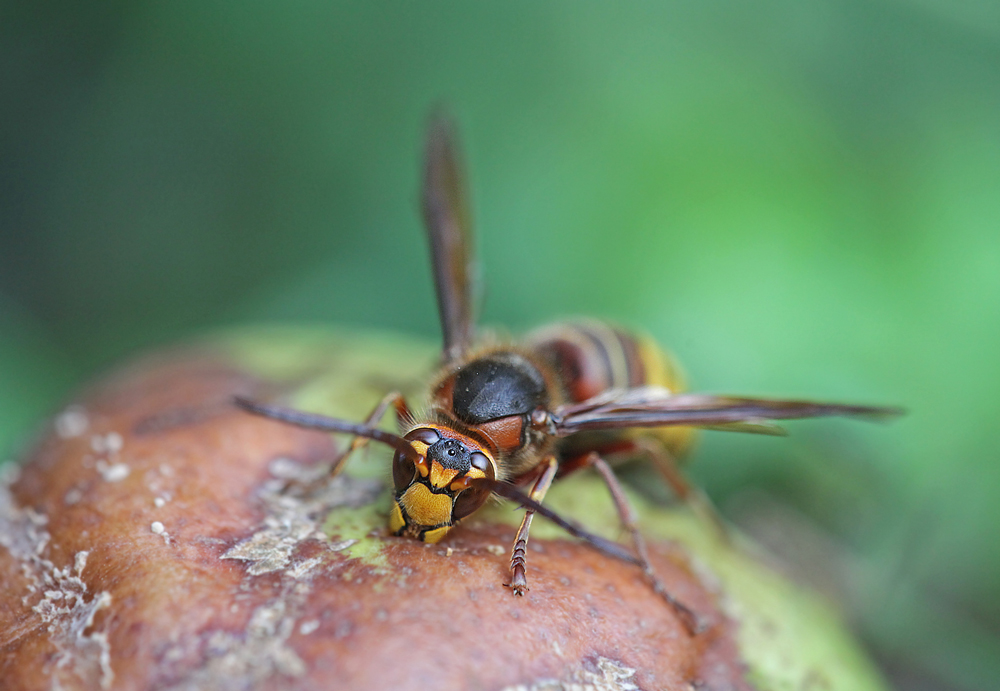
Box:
(1, 469), (114, 690)
(0, 468), (49, 574)
(286, 556), (323, 580)
(162, 597), (307, 691)
(33, 551), (115, 690)
(162, 562), (327, 691)
(90, 432), (123, 456)
(96, 460), (130, 483)
(55, 406), (89, 439)
(145, 463), (175, 507)
(185, 460), (383, 687)
(150, 521), (171, 545)
(221, 464), (381, 576)
(501, 657), (639, 691)
(0, 464), (53, 616)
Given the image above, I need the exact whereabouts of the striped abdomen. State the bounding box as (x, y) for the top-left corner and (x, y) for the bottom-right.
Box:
(527, 321), (695, 459)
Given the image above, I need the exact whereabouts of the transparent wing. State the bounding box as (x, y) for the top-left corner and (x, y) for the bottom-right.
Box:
(550, 386), (902, 437)
(422, 113), (476, 363)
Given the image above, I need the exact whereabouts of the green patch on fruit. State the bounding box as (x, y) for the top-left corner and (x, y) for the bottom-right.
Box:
(321, 494), (393, 570)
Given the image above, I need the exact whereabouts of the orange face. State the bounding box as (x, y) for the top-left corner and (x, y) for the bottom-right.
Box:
(388, 426), (497, 543)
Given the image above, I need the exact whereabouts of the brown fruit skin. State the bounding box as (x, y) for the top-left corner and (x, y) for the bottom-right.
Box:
(0, 339), (752, 691)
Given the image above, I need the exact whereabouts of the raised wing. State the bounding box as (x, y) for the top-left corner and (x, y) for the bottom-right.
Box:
(549, 386), (902, 437)
(423, 113), (476, 363)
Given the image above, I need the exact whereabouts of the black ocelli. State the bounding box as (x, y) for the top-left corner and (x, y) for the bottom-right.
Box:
(427, 437), (472, 473)
(452, 353), (547, 425)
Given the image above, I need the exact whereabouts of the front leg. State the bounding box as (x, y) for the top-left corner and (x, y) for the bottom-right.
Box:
(325, 391), (411, 480)
(505, 455), (559, 595)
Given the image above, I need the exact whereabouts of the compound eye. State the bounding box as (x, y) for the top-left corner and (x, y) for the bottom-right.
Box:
(406, 428), (440, 445)
(451, 484), (491, 522)
(470, 452), (494, 479)
(392, 450), (417, 492)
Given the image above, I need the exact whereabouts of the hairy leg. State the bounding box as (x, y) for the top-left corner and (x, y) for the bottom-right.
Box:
(505, 455), (559, 595)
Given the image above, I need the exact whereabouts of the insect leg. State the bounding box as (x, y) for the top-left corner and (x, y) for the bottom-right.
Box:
(584, 452), (702, 635)
(327, 391), (411, 479)
(633, 435), (731, 542)
(505, 455), (559, 596)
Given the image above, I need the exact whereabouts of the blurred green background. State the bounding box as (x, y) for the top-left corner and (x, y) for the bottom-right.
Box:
(2, 2), (998, 689)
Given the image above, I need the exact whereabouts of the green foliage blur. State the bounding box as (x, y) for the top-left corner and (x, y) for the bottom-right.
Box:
(2, 3), (998, 689)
